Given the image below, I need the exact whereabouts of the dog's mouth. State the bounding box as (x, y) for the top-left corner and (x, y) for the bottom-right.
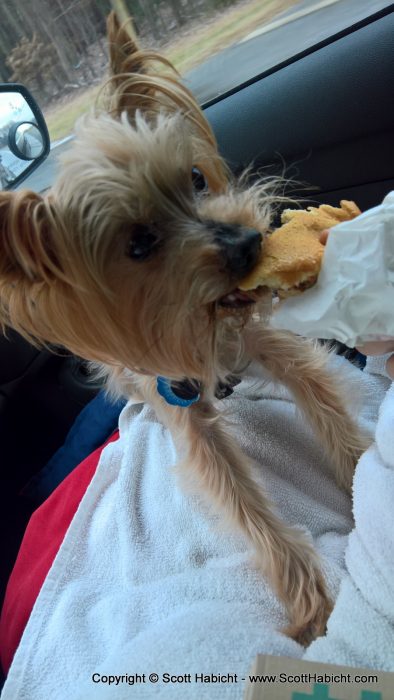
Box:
(217, 288), (259, 309)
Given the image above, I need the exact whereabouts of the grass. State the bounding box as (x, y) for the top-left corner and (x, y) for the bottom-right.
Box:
(45, 85), (100, 142)
(45, 0), (298, 142)
(166, 0), (296, 73)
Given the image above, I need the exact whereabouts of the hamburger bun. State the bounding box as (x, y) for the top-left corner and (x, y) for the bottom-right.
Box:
(239, 200), (361, 295)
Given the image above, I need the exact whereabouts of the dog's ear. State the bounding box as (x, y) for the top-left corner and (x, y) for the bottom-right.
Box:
(0, 190), (59, 284)
(0, 190), (62, 338)
(106, 9), (199, 123)
(105, 11), (229, 192)
(107, 10), (143, 80)
(105, 10), (167, 117)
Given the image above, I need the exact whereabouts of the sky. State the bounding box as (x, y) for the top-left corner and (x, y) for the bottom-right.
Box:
(0, 91), (35, 129)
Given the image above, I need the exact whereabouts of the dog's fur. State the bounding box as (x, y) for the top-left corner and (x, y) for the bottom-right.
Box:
(0, 13), (369, 644)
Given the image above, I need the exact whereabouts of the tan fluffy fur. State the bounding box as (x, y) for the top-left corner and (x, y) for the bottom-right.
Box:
(0, 12), (369, 645)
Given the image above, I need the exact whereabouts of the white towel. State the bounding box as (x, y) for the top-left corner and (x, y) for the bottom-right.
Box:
(304, 376), (394, 671)
(2, 357), (389, 699)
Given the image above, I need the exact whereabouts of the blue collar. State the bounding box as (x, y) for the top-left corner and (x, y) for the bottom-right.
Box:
(156, 376), (201, 407)
(156, 375), (241, 408)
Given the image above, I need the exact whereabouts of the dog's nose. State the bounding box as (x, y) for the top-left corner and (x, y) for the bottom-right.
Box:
(213, 223), (262, 276)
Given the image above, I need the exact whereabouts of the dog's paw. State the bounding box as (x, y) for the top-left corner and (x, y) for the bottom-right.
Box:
(285, 598), (333, 647)
(282, 566), (333, 647)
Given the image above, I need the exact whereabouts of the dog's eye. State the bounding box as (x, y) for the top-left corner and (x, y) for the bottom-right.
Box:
(127, 225), (159, 261)
(192, 167), (208, 193)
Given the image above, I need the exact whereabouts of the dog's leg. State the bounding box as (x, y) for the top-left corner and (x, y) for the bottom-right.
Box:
(244, 325), (370, 492)
(135, 375), (332, 645)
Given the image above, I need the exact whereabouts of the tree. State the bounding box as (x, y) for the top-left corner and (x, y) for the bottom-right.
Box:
(6, 34), (66, 103)
(0, 0), (241, 105)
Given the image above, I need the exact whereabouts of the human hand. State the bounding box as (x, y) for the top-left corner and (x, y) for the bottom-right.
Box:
(319, 229), (394, 379)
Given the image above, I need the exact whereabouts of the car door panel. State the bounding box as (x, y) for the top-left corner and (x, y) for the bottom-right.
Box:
(205, 9), (394, 209)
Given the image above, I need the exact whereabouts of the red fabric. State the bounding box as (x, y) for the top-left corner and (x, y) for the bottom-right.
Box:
(0, 430), (119, 675)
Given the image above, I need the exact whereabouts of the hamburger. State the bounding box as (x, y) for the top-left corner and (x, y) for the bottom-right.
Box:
(239, 200), (361, 296)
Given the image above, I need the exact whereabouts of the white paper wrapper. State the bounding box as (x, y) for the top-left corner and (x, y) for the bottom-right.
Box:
(271, 191), (394, 347)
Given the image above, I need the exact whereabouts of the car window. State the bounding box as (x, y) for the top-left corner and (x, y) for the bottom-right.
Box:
(186, 0), (392, 104)
(0, 0), (390, 148)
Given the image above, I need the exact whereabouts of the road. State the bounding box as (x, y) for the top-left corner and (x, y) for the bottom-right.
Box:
(19, 0), (391, 193)
(184, 0), (389, 103)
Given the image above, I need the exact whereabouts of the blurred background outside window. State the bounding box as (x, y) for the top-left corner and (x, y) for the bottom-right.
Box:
(0, 0), (390, 145)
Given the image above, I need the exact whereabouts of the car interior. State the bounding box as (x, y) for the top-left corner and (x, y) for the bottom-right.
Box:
(1, 1), (393, 621)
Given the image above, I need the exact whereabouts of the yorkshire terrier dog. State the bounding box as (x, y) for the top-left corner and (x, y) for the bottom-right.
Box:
(0, 13), (368, 644)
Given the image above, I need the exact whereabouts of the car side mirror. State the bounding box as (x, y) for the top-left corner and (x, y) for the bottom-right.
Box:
(0, 84), (50, 190)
